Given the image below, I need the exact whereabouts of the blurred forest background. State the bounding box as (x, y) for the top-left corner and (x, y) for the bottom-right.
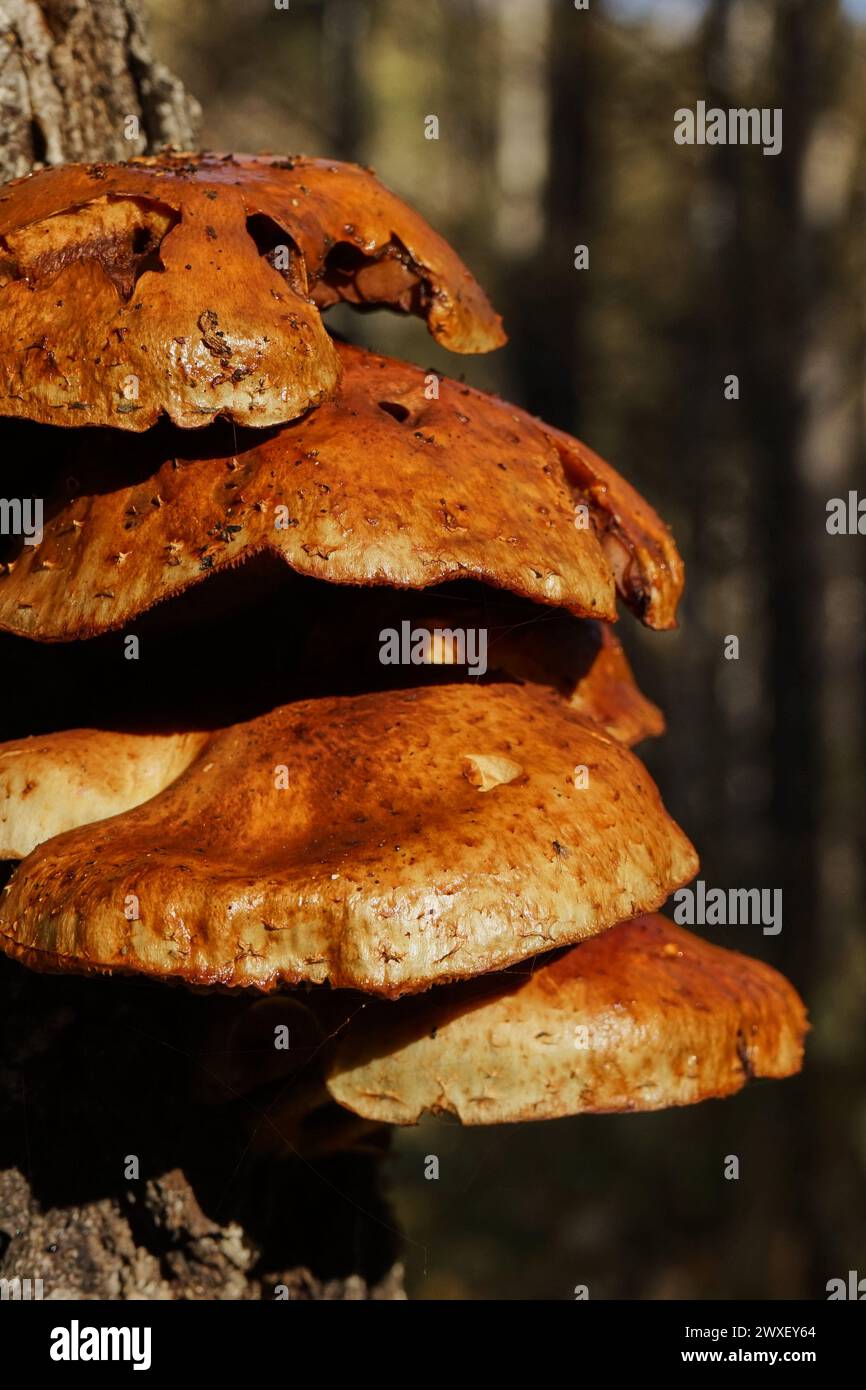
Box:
(141, 0), (866, 1299)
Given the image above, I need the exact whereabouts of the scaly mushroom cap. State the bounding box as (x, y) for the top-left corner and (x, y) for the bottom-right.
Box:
(326, 914), (807, 1123)
(0, 685), (697, 995)
(0, 621), (663, 859)
(0, 152), (503, 430)
(0, 343), (681, 639)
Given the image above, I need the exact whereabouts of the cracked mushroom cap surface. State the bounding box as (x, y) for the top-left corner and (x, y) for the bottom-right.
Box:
(0, 621), (663, 860)
(326, 915), (808, 1124)
(0, 684), (697, 995)
(0, 342), (682, 640)
(0, 152), (503, 430)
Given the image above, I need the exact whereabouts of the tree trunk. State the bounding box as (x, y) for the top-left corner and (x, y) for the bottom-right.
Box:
(0, 0), (201, 183)
(0, 946), (405, 1299)
(0, 0), (406, 1301)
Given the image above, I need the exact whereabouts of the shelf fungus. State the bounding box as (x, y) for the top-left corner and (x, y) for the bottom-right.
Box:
(0, 609), (665, 866)
(324, 915), (808, 1124)
(0, 343), (681, 641)
(0, 684), (697, 995)
(0, 151), (805, 1155)
(0, 152), (503, 431)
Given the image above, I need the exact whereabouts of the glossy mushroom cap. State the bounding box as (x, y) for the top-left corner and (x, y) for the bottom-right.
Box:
(0, 684), (697, 994)
(0, 152), (503, 430)
(0, 618), (663, 860)
(326, 915), (808, 1123)
(0, 343), (682, 640)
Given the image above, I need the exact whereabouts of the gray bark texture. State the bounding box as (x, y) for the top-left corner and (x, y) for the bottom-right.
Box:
(0, 0), (201, 182)
(0, 2), (407, 1301)
(0, 950), (406, 1299)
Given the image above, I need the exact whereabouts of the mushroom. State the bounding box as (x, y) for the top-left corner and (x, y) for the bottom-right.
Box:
(0, 153), (503, 431)
(0, 728), (209, 859)
(0, 683), (697, 995)
(0, 616), (664, 859)
(324, 915), (808, 1125)
(0, 152), (805, 1299)
(0, 342), (682, 641)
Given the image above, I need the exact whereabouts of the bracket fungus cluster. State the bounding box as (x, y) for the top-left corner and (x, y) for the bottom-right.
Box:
(0, 153), (805, 1171)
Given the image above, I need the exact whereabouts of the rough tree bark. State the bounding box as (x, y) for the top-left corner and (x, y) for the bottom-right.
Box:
(0, 942), (406, 1300)
(0, 0), (200, 182)
(0, 0), (406, 1301)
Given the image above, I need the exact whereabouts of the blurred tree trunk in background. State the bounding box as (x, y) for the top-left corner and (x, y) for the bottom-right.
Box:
(701, 0), (864, 1290)
(768, 0), (866, 1288)
(323, 0), (367, 160)
(0, 0), (404, 1301)
(508, 0), (596, 430)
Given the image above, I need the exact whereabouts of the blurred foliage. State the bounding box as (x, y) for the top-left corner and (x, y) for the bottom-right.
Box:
(147, 0), (866, 1299)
